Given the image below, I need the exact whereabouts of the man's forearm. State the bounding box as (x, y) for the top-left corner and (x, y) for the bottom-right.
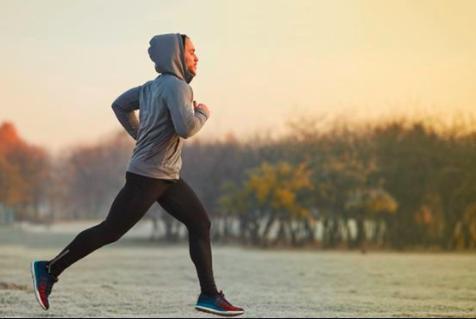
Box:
(111, 86), (141, 140)
(111, 106), (139, 140)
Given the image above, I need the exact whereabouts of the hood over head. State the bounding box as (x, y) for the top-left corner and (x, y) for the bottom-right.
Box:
(147, 33), (194, 84)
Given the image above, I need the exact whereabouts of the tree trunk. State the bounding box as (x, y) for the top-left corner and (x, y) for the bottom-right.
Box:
(260, 214), (276, 246)
(303, 218), (316, 244)
(355, 215), (367, 253)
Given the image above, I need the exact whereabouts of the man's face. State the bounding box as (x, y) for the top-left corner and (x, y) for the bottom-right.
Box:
(184, 37), (198, 75)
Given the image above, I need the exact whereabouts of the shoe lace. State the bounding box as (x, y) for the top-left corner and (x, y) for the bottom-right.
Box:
(217, 290), (233, 307)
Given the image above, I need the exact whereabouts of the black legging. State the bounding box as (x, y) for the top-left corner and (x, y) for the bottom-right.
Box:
(47, 172), (218, 296)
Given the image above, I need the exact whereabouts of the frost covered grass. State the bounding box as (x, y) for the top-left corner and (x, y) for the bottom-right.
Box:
(0, 224), (475, 317)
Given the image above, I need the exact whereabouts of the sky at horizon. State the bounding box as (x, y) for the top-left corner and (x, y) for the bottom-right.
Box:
(1, 0), (476, 154)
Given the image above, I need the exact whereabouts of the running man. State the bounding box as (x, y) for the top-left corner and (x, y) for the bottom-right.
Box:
(31, 33), (244, 317)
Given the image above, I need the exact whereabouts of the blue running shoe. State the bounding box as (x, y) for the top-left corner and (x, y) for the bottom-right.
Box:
(195, 290), (244, 317)
(31, 260), (58, 310)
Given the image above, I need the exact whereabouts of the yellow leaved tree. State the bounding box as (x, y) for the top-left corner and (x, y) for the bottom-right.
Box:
(219, 161), (314, 246)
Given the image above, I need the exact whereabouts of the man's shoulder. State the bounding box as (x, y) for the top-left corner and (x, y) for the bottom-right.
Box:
(160, 74), (190, 90)
(161, 74), (192, 93)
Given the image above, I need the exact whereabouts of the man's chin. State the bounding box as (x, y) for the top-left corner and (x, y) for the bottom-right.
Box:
(188, 66), (197, 76)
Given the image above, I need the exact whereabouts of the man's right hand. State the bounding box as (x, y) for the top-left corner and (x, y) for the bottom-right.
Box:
(193, 101), (210, 117)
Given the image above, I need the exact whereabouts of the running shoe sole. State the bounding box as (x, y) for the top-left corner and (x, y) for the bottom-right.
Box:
(195, 305), (244, 317)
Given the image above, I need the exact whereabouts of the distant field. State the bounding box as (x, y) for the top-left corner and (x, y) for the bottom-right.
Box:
(0, 224), (475, 318)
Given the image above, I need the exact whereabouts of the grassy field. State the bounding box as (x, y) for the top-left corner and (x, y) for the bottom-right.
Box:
(0, 223), (476, 318)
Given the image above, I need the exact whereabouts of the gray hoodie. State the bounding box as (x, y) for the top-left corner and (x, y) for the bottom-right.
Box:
(111, 33), (209, 180)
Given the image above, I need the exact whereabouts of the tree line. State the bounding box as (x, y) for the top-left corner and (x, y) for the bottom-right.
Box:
(1, 116), (476, 250)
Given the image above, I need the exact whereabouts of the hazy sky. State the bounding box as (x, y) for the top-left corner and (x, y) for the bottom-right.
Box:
(1, 0), (476, 154)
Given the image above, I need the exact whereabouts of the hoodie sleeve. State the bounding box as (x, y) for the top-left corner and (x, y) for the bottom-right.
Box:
(111, 86), (141, 140)
(164, 80), (209, 139)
